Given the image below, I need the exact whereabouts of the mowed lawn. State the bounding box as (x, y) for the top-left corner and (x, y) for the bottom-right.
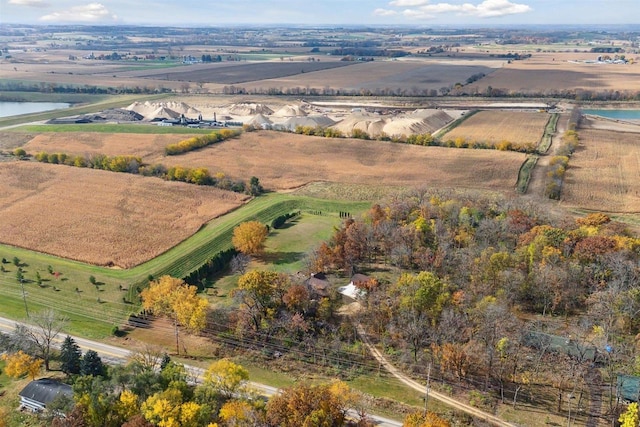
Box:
(562, 128), (640, 213)
(441, 110), (550, 146)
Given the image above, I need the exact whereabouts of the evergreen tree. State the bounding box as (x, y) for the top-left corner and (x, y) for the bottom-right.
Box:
(160, 353), (171, 371)
(60, 335), (81, 375)
(81, 350), (104, 377)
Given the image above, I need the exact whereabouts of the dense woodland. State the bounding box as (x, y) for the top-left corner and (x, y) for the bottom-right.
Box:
(209, 189), (640, 424)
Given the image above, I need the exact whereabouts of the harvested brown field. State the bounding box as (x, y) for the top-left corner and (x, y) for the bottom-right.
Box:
(468, 53), (640, 94)
(562, 129), (640, 213)
(239, 59), (498, 93)
(135, 61), (356, 84)
(442, 111), (549, 147)
(23, 132), (191, 161)
(0, 162), (248, 267)
(150, 130), (526, 192)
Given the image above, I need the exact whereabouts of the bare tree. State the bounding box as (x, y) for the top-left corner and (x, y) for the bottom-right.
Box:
(26, 309), (68, 371)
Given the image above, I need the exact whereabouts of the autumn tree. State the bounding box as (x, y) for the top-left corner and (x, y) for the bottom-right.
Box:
(141, 275), (208, 355)
(619, 402), (639, 427)
(1, 350), (42, 380)
(219, 399), (265, 427)
(232, 221), (268, 256)
(60, 335), (82, 376)
(388, 271), (451, 361)
(234, 270), (289, 333)
(403, 411), (450, 427)
(266, 381), (356, 427)
(201, 359), (250, 400)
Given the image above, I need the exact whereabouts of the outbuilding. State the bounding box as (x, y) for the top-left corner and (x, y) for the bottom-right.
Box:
(18, 379), (73, 412)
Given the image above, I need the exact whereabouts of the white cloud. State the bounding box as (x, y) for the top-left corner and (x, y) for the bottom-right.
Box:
(8, 0), (50, 7)
(384, 0), (532, 19)
(373, 8), (399, 16)
(389, 0), (430, 6)
(39, 3), (118, 22)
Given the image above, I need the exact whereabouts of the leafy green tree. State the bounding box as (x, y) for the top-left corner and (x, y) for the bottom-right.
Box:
(60, 335), (82, 375)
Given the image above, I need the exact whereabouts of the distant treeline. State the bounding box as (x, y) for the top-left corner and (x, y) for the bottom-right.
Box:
(0, 80), (171, 95)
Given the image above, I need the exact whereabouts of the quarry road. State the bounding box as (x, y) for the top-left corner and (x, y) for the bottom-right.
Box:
(0, 315), (402, 427)
(356, 323), (517, 427)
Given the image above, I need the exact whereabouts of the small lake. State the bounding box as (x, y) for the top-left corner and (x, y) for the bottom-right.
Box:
(582, 109), (640, 120)
(0, 101), (71, 119)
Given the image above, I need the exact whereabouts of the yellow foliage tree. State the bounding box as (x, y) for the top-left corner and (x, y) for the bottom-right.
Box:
(1, 351), (42, 380)
(141, 275), (208, 355)
(141, 389), (182, 427)
(403, 411), (451, 427)
(219, 400), (262, 427)
(203, 359), (249, 399)
(619, 402), (639, 427)
(117, 390), (140, 422)
(232, 221), (268, 255)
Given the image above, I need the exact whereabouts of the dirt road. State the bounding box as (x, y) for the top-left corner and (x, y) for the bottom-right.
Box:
(356, 324), (517, 427)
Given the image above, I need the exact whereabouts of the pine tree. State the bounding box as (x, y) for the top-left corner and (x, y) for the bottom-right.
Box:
(60, 335), (81, 375)
(81, 349), (104, 377)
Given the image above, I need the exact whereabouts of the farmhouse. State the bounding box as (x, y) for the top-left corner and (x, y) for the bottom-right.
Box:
(18, 378), (73, 412)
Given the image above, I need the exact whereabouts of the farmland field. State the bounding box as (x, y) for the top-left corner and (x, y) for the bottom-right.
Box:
(0, 161), (248, 267)
(134, 61), (357, 84)
(441, 110), (550, 147)
(239, 59), (499, 93)
(468, 52), (640, 94)
(561, 128), (640, 213)
(151, 130), (527, 191)
(21, 131), (199, 162)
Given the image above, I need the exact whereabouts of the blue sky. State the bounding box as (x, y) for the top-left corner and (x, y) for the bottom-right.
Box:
(1, 0), (638, 26)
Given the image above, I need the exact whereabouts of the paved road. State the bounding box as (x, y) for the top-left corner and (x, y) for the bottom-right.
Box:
(0, 316), (401, 426)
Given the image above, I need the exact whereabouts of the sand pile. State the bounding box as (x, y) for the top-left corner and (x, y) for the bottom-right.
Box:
(272, 104), (307, 117)
(126, 101), (201, 119)
(247, 114), (273, 126)
(331, 113), (388, 136)
(280, 115), (335, 131)
(226, 103), (273, 116)
(333, 109), (455, 137)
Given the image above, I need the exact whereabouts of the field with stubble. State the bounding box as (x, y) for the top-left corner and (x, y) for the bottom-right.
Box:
(0, 162), (248, 268)
(153, 130), (526, 191)
(21, 131), (192, 162)
(562, 129), (640, 213)
(441, 111), (550, 147)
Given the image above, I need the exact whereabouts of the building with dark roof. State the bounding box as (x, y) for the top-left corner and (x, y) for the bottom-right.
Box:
(18, 379), (73, 412)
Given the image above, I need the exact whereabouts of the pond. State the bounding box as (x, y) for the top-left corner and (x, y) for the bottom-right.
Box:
(582, 109), (640, 120)
(0, 101), (71, 119)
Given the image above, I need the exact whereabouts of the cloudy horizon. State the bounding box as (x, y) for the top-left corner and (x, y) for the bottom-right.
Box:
(1, 0), (638, 26)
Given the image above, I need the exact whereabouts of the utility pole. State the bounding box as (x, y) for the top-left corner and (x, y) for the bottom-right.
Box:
(19, 272), (29, 318)
(424, 362), (431, 416)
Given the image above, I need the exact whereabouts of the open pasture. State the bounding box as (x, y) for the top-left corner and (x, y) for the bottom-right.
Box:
(152, 130), (526, 192)
(0, 161), (248, 268)
(468, 53), (640, 94)
(239, 59), (499, 93)
(134, 60), (356, 84)
(562, 129), (640, 213)
(441, 111), (550, 147)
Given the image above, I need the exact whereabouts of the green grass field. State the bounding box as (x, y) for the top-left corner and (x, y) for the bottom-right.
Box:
(14, 123), (216, 134)
(0, 193), (370, 337)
